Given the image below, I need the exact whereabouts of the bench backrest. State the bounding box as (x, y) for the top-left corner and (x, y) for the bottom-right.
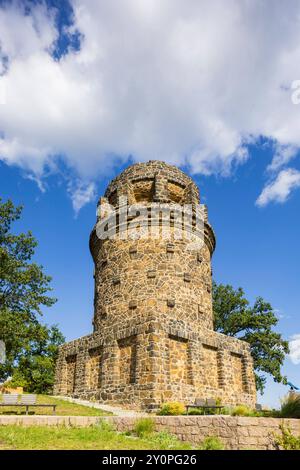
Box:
(20, 394), (37, 405)
(206, 398), (216, 406)
(2, 394), (19, 405)
(194, 398), (206, 407)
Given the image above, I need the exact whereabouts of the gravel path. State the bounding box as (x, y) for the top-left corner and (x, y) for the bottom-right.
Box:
(53, 396), (148, 417)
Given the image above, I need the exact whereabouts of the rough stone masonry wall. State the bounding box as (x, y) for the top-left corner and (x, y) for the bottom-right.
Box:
(54, 323), (256, 409)
(108, 416), (300, 450)
(0, 415), (299, 450)
(54, 161), (256, 410)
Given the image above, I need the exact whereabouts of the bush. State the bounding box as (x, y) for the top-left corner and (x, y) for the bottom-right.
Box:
(280, 394), (300, 419)
(187, 408), (205, 415)
(133, 418), (154, 437)
(157, 402), (186, 416)
(231, 405), (256, 417)
(198, 436), (224, 450)
(221, 407), (233, 415)
(275, 425), (300, 450)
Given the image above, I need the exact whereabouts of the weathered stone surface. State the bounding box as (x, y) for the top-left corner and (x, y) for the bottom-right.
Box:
(54, 161), (256, 410)
(107, 416), (300, 450)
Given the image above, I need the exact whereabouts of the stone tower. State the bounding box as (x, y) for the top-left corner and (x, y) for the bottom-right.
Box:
(54, 161), (256, 410)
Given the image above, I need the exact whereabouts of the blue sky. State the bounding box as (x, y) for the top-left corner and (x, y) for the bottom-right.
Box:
(1, 0), (300, 407)
(1, 143), (299, 407)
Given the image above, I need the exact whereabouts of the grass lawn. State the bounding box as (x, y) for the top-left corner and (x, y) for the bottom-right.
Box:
(0, 422), (193, 450)
(0, 395), (111, 416)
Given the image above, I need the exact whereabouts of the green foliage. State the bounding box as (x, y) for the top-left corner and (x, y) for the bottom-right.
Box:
(129, 417), (191, 449)
(0, 424), (193, 450)
(187, 407), (223, 416)
(133, 418), (155, 437)
(150, 431), (191, 450)
(7, 325), (65, 393)
(95, 420), (115, 432)
(157, 402), (186, 416)
(187, 408), (205, 415)
(186, 405), (271, 417)
(231, 405), (256, 417)
(213, 282), (289, 393)
(280, 394), (300, 419)
(198, 436), (224, 450)
(275, 425), (300, 450)
(0, 198), (64, 392)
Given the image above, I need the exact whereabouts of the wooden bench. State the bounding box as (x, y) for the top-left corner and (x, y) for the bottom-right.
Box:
(0, 394), (57, 415)
(186, 398), (224, 414)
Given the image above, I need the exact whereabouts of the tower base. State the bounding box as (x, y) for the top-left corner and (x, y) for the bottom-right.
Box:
(54, 316), (256, 410)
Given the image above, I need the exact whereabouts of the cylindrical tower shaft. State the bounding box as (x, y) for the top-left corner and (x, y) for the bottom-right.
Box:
(90, 161), (215, 334)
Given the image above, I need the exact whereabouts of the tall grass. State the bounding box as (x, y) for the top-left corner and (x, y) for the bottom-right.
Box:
(0, 423), (192, 450)
(280, 394), (300, 418)
(133, 418), (154, 437)
(198, 436), (224, 450)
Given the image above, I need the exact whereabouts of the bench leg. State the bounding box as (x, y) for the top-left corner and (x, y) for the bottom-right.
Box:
(26, 406), (28, 416)
(53, 406), (56, 416)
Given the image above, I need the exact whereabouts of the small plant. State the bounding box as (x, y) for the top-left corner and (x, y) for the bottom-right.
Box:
(198, 436), (224, 450)
(157, 402), (186, 416)
(231, 405), (256, 417)
(95, 419), (115, 432)
(275, 425), (300, 450)
(280, 394), (300, 419)
(133, 418), (154, 437)
(151, 431), (191, 450)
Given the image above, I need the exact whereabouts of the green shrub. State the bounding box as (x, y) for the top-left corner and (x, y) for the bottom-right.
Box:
(280, 394), (300, 419)
(133, 418), (154, 437)
(275, 425), (300, 450)
(221, 407), (232, 415)
(198, 436), (224, 450)
(157, 402), (186, 416)
(231, 405), (256, 417)
(266, 409), (281, 418)
(187, 408), (205, 415)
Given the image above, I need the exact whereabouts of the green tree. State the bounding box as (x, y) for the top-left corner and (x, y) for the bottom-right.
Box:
(8, 325), (65, 393)
(0, 198), (64, 391)
(213, 282), (289, 394)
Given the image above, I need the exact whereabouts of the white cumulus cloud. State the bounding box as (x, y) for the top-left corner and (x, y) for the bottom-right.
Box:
(289, 334), (300, 365)
(68, 181), (96, 215)
(256, 168), (300, 207)
(2, 0), (300, 209)
(267, 144), (299, 173)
